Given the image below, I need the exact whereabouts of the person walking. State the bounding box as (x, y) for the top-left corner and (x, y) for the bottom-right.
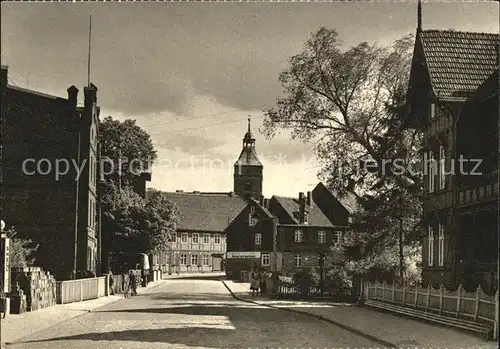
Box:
(250, 269), (259, 297)
(259, 270), (267, 296)
(129, 269), (138, 296)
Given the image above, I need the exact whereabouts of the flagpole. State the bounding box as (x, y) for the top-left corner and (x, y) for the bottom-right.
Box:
(87, 15), (92, 87)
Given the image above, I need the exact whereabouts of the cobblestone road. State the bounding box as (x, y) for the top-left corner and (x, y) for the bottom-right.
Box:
(3, 278), (383, 349)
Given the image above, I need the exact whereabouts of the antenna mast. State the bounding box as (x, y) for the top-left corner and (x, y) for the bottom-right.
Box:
(87, 15), (92, 87)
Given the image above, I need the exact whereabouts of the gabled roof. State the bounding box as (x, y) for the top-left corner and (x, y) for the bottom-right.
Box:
(418, 30), (499, 101)
(160, 191), (247, 232)
(313, 182), (359, 215)
(248, 198), (274, 218)
(271, 195), (333, 227)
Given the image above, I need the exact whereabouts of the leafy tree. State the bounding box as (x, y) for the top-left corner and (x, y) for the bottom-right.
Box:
(262, 28), (423, 280)
(5, 227), (39, 268)
(99, 116), (157, 188)
(101, 184), (178, 256)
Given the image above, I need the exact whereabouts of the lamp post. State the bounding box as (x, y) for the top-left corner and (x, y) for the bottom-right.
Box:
(318, 253), (325, 297)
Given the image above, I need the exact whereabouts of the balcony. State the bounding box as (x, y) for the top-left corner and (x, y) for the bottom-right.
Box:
(457, 172), (498, 208)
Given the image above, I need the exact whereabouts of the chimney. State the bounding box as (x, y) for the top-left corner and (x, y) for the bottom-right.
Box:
(1, 65), (8, 88)
(263, 198), (269, 209)
(67, 85), (79, 108)
(306, 191), (312, 207)
(259, 195), (264, 206)
(84, 83), (98, 107)
(298, 192), (306, 224)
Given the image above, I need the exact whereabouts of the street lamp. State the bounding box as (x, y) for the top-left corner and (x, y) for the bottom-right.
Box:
(318, 253), (325, 297)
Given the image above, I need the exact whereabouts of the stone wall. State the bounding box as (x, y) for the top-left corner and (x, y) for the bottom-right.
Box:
(12, 267), (57, 311)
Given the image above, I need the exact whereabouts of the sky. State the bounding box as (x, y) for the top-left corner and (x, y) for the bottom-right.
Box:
(1, 1), (498, 197)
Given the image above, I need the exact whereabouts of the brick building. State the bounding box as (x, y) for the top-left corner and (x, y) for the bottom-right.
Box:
(226, 184), (355, 278)
(407, 9), (499, 292)
(0, 66), (100, 280)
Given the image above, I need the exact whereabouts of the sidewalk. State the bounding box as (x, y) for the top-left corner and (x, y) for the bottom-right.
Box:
(1, 278), (166, 345)
(162, 272), (226, 279)
(223, 280), (497, 349)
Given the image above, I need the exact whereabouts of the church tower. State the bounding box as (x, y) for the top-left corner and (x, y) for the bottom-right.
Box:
(233, 118), (263, 200)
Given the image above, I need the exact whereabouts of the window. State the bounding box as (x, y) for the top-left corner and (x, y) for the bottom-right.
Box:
(439, 145), (446, 190)
(93, 200), (96, 230)
(261, 253), (270, 266)
(203, 233), (210, 244)
(191, 254), (198, 266)
(428, 226), (434, 266)
(318, 231), (326, 243)
(430, 103), (436, 119)
(170, 233), (176, 243)
(192, 233), (199, 244)
(438, 224), (444, 267)
(428, 151), (435, 193)
(294, 255), (302, 267)
(181, 233), (188, 243)
(335, 231), (343, 244)
(255, 233), (262, 245)
(249, 216), (258, 226)
(180, 254), (187, 265)
(88, 197), (92, 226)
(214, 234), (221, 245)
(294, 230), (303, 243)
(202, 255), (209, 266)
(250, 206), (255, 214)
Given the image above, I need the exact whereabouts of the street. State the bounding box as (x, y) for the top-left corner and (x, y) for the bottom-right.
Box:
(3, 277), (381, 349)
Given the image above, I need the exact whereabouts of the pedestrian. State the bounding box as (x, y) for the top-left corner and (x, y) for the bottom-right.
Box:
(250, 269), (259, 297)
(108, 270), (115, 295)
(259, 270), (267, 296)
(129, 269), (138, 296)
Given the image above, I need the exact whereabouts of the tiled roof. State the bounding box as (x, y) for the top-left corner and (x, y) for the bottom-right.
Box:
(160, 192), (247, 232)
(7, 84), (64, 100)
(272, 196), (334, 227)
(419, 30), (499, 101)
(313, 182), (359, 215)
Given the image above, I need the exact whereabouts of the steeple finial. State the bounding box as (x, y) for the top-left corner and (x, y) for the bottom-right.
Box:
(248, 117), (251, 133)
(417, 0), (422, 32)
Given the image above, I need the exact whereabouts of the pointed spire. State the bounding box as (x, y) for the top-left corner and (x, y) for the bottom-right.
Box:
(417, 0), (422, 32)
(248, 117), (251, 133)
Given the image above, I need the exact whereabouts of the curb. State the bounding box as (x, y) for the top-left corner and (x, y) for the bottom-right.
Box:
(1, 295), (124, 346)
(221, 280), (398, 349)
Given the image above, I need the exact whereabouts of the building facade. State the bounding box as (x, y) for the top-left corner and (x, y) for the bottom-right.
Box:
(407, 22), (499, 292)
(226, 185), (354, 278)
(157, 191), (247, 274)
(0, 66), (100, 279)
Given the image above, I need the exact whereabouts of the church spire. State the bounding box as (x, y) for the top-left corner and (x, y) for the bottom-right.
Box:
(248, 117), (251, 133)
(417, 0), (422, 32)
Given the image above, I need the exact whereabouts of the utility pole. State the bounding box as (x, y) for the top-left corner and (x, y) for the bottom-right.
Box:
(73, 130), (81, 280)
(399, 190), (405, 283)
(271, 217), (278, 273)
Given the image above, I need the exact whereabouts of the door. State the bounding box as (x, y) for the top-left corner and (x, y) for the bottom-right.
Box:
(212, 256), (222, 271)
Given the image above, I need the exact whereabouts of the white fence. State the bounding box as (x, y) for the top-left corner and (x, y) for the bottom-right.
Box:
(56, 276), (108, 304)
(365, 280), (499, 339)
